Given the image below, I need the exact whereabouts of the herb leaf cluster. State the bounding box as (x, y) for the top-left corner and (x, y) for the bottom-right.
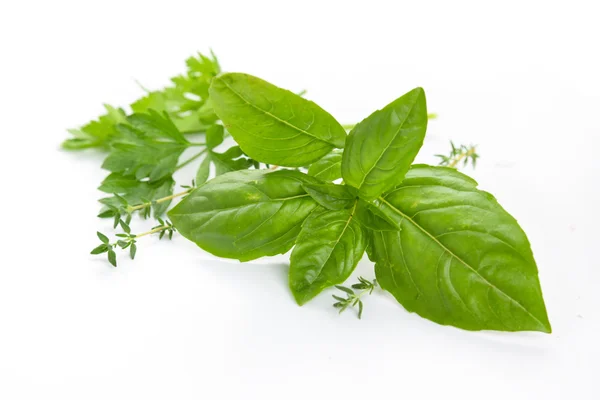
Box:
(72, 56), (550, 332)
(168, 72), (551, 332)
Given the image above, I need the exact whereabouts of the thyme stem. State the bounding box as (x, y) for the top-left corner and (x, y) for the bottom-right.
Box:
(448, 146), (477, 168)
(135, 225), (170, 239)
(127, 189), (193, 212)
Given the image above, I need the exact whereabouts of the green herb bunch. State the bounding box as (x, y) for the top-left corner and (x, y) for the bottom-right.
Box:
(66, 52), (550, 333)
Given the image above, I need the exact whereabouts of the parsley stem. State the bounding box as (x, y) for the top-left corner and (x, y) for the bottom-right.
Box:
(176, 149), (208, 170)
(189, 142), (206, 146)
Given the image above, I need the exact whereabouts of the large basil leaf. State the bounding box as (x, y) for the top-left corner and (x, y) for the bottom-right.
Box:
(168, 169), (319, 261)
(289, 206), (366, 305)
(209, 73), (347, 167)
(307, 149), (343, 182)
(370, 165), (551, 332)
(342, 88), (427, 200)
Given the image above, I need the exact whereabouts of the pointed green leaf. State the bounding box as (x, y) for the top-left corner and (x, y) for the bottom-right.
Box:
(97, 232), (109, 244)
(195, 155), (211, 185)
(335, 286), (355, 295)
(130, 243), (137, 260)
(307, 149), (343, 182)
(209, 73), (347, 167)
(108, 250), (117, 267)
(90, 244), (109, 255)
(168, 169), (319, 261)
(354, 200), (398, 231)
(369, 165), (551, 332)
(127, 110), (189, 144)
(342, 88), (428, 200)
(301, 182), (355, 210)
(205, 124), (224, 149)
(119, 219), (131, 234)
(289, 207), (365, 305)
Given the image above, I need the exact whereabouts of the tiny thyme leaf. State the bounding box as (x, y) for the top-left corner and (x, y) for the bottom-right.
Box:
(97, 232), (109, 244)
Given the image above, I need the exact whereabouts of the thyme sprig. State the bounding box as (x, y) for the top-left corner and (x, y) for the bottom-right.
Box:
(436, 141), (479, 168)
(91, 218), (176, 267)
(332, 277), (378, 319)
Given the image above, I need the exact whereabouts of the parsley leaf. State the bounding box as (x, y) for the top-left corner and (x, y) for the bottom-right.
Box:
(101, 112), (189, 182)
(63, 105), (127, 150)
(63, 51), (221, 150)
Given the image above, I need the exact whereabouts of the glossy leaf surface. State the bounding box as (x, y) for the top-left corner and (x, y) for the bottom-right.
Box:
(307, 149), (343, 182)
(342, 88), (428, 200)
(370, 165), (551, 332)
(354, 200), (397, 231)
(302, 182), (356, 210)
(168, 170), (319, 261)
(289, 206), (366, 305)
(209, 73), (346, 167)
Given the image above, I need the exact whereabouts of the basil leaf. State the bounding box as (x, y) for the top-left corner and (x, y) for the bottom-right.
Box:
(302, 182), (356, 210)
(354, 200), (397, 231)
(289, 205), (366, 305)
(342, 88), (428, 200)
(205, 124), (224, 149)
(370, 165), (551, 332)
(209, 73), (347, 167)
(307, 149), (343, 182)
(168, 169), (319, 261)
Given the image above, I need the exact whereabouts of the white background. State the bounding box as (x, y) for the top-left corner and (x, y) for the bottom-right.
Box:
(1, 1), (599, 399)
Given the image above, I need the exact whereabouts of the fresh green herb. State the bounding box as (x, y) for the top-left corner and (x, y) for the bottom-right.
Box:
(90, 219), (176, 266)
(71, 54), (550, 333)
(332, 277), (378, 319)
(436, 141), (479, 168)
(209, 73), (346, 167)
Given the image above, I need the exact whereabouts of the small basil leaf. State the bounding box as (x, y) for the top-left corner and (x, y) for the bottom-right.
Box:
(307, 149), (343, 182)
(205, 124), (224, 149)
(168, 169), (319, 261)
(342, 87), (428, 200)
(354, 200), (398, 231)
(301, 183), (355, 210)
(370, 165), (551, 333)
(289, 206), (366, 305)
(209, 73), (347, 167)
(195, 155), (211, 185)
